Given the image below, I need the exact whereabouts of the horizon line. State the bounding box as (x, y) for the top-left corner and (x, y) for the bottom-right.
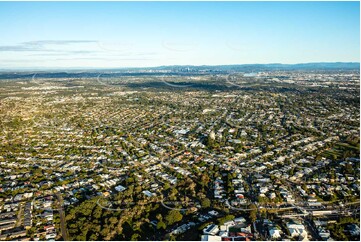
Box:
(0, 61), (359, 72)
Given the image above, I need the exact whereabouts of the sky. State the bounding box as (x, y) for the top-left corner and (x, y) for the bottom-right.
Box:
(0, 1), (359, 69)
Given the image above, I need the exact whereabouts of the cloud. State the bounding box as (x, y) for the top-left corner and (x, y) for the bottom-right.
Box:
(28, 51), (99, 56)
(54, 57), (154, 61)
(25, 40), (97, 46)
(0, 45), (43, 52)
(0, 41), (158, 57)
(0, 40), (98, 52)
(0, 40), (162, 68)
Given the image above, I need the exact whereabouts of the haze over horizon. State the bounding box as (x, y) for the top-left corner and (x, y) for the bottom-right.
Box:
(0, 1), (359, 69)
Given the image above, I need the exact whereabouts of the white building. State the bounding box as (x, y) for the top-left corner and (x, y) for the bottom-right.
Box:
(269, 227), (282, 239)
(287, 221), (308, 239)
(203, 224), (219, 235)
(201, 235), (222, 241)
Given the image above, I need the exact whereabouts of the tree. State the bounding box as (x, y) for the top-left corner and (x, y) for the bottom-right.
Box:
(257, 195), (269, 204)
(163, 182), (170, 190)
(92, 206), (102, 219)
(156, 213), (163, 221)
(157, 221), (166, 230)
(200, 173), (210, 187)
(201, 198), (211, 208)
(217, 215), (235, 225)
(332, 153), (337, 161)
(344, 163), (353, 174)
(249, 204), (257, 223)
(289, 167), (295, 176)
(165, 210), (183, 226)
(131, 233), (140, 241)
(89, 233), (98, 241)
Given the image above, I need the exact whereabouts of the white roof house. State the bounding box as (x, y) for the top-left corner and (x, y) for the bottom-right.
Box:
(269, 227), (282, 239)
(201, 235), (222, 241)
(203, 224), (219, 235)
(287, 222), (308, 239)
(115, 185), (126, 192)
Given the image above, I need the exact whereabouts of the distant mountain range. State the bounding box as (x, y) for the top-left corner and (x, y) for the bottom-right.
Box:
(152, 62), (360, 72)
(0, 62), (359, 79)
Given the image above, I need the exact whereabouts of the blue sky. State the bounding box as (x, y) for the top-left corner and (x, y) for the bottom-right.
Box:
(0, 1), (359, 69)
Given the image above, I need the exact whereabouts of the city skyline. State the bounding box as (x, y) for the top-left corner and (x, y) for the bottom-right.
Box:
(0, 1), (360, 69)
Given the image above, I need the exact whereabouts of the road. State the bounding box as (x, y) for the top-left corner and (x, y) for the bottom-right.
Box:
(55, 193), (69, 241)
